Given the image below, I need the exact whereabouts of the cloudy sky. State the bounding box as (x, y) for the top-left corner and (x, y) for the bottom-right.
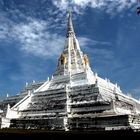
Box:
(0, 0), (140, 99)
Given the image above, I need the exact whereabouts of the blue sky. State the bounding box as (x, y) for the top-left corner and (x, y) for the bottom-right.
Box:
(0, 0), (140, 99)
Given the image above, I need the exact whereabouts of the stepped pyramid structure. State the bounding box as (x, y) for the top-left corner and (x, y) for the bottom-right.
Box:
(1, 12), (140, 131)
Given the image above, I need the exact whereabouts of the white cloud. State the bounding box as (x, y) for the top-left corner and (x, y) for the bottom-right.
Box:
(78, 36), (114, 65)
(94, 48), (114, 60)
(0, 13), (14, 40)
(53, 0), (69, 10)
(0, 11), (112, 60)
(0, 14), (65, 58)
(52, 0), (137, 15)
(13, 19), (64, 58)
(78, 37), (111, 47)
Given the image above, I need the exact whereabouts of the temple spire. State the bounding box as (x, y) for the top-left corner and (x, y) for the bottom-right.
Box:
(67, 10), (75, 37)
(54, 10), (88, 76)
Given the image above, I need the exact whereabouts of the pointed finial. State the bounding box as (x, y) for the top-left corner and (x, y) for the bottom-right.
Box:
(7, 93), (9, 98)
(47, 77), (49, 81)
(28, 90), (31, 95)
(95, 78), (98, 87)
(67, 9), (75, 37)
(7, 104), (10, 109)
(113, 86), (117, 94)
(68, 10), (73, 31)
(95, 72), (98, 78)
(25, 82), (28, 86)
(67, 9), (72, 20)
(67, 9), (71, 16)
